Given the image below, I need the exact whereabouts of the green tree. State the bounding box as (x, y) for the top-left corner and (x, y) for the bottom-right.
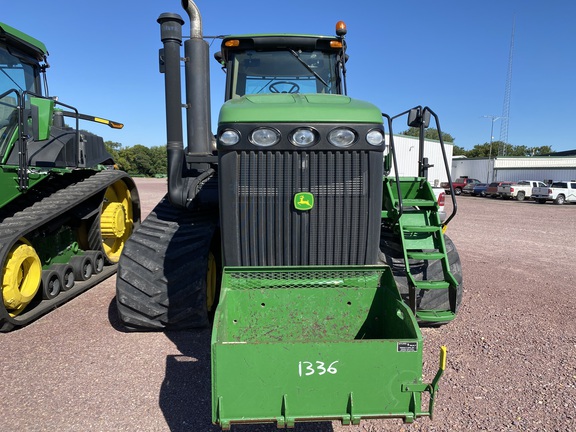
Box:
(452, 145), (467, 156)
(120, 145), (154, 176)
(149, 145), (167, 176)
(401, 127), (455, 143)
(104, 140), (133, 171)
(104, 140), (122, 160)
(464, 143), (490, 157)
(527, 146), (553, 156)
(460, 142), (554, 158)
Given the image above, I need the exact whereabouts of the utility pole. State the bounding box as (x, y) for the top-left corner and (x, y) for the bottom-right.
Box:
(483, 115), (502, 183)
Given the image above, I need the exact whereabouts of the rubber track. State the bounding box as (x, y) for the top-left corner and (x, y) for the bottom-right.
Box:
(116, 197), (217, 331)
(0, 169), (134, 331)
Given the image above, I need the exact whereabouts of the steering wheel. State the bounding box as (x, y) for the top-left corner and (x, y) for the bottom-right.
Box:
(269, 81), (300, 94)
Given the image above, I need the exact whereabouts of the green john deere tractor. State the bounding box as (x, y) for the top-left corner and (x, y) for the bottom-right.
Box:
(0, 23), (140, 331)
(116, 0), (462, 428)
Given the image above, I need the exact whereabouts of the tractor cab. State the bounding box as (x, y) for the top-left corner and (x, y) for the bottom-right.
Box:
(0, 22), (46, 164)
(217, 33), (347, 99)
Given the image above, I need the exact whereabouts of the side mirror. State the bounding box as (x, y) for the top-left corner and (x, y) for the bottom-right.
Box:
(214, 51), (224, 65)
(407, 107), (430, 128)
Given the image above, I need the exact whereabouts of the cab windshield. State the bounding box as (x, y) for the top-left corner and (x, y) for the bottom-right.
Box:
(228, 49), (341, 99)
(0, 45), (40, 160)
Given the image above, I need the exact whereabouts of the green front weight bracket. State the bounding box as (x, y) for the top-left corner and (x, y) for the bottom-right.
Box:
(211, 266), (446, 429)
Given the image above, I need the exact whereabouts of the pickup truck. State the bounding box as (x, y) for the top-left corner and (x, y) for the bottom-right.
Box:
(486, 181), (512, 198)
(440, 177), (482, 195)
(432, 187), (447, 221)
(498, 180), (547, 201)
(531, 181), (576, 204)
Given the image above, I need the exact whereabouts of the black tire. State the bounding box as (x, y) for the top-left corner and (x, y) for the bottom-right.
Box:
(116, 196), (217, 331)
(516, 191), (525, 201)
(454, 187), (462, 195)
(554, 195), (565, 205)
(41, 270), (62, 300)
(379, 229), (463, 326)
(85, 251), (105, 274)
(51, 264), (75, 291)
(69, 255), (94, 281)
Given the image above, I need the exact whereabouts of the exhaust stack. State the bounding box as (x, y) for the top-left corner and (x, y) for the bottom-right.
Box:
(181, 0), (213, 157)
(157, 0), (213, 209)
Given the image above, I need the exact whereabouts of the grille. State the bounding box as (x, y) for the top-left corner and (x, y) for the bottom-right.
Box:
(227, 269), (384, 289)
(224, 150), (378, 266)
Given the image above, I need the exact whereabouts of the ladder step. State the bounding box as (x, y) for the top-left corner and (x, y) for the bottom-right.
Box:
(406, 251), (446, 260)
(413, 280), (450, 290)
(403, 225), (441, 233)
(397, 199), (436, 207)
(416, 310), (456, 323)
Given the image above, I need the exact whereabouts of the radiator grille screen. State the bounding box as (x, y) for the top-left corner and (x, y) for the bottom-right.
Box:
(227, 150), (376, 266)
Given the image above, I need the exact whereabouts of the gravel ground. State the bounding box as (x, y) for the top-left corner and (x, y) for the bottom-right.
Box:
(1, 178), (575, 432)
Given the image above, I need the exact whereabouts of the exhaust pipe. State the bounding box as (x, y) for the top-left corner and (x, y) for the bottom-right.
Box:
(181, 0), (214, 157)
(158, 2), (214, 209)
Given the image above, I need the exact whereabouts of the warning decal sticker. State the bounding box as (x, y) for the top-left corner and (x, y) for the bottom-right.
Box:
(397, 342), (418, 352)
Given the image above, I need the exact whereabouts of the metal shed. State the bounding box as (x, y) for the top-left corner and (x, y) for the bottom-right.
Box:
(390, 134), (454, 185)
(451, 156), (576, 184)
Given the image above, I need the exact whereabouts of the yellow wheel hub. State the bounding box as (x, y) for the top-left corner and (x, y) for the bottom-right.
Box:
(101, 180), (134, 263)
(2, 241), (42, 317)
(101, 202), (126, 238)
(206, 251), (217, 312)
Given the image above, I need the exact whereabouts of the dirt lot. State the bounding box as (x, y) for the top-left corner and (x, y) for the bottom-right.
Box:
(1, 178), (575, 432)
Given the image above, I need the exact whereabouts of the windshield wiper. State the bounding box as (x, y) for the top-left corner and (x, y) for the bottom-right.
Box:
(288, 49), (329, 89)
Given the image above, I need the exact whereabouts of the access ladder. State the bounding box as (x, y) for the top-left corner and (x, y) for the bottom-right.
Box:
(382, 176), (458, 324)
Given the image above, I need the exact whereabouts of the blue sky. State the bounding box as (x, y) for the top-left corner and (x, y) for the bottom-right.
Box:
(3, 1), (575, 152)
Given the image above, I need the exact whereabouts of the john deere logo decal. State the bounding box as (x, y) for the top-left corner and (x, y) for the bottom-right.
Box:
(294, 192), (314, 211)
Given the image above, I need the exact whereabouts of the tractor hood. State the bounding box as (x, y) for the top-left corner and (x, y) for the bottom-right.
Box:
(218, 94), (383, 124)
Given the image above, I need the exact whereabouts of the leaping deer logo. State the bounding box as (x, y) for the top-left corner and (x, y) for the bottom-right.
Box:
(294, 192), (314, 211)
(298, 195), (311, 206)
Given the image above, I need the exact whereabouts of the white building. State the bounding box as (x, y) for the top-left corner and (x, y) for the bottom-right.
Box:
(390, 134), (454, 186)
(451, 155), (576, 184)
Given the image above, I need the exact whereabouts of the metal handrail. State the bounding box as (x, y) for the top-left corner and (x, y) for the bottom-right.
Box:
(382, 112), (403, 227)
(383, 106), (457, 228)
(422, 106), (457, 226)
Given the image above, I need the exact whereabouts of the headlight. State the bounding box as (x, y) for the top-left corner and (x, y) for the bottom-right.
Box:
(250, 127), (280, 147)
(219, 129), (240, 146)
(289, 128), (317, 147)
(328, 127), (356, 147)
(366, 129), (384, 146)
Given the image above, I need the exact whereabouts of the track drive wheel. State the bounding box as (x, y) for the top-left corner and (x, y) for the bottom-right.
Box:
(2, 241), (42, 317)
(88, 179), (136, 263)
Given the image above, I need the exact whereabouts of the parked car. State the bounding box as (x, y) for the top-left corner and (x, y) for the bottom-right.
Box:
(462, 183), (476, 195)
(532, 181), (576, 204)
(486, 181), (512, 198)
(432, 187), (446, 221)
(499, 180), (547, 201)
(440, 177), (482, 195)
(471, 183), (488, 197)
